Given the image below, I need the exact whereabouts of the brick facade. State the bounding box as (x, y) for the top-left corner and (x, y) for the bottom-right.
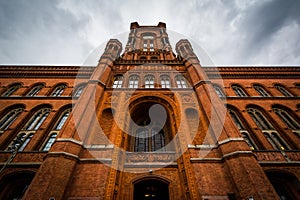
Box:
(0, 22), (299, 200)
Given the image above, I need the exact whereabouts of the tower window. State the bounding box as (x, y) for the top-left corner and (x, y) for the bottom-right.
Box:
(160, 75), (171, 88)
(129, 75), (139, 88)
(112, 75), (123, 88)
(175, 75), (187, 88)
(145, 75), (155, 88)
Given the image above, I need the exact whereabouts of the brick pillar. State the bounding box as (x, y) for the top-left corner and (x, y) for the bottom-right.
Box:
(23, 40), (122, 200)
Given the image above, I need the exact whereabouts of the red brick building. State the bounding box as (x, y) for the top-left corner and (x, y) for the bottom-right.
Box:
(0, 22), (299, 200)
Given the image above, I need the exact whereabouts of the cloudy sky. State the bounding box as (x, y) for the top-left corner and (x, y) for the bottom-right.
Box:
(0, 0), (300, 66)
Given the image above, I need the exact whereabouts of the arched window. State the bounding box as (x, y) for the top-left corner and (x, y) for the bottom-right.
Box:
(160, 75), (171, 88)
(0, 107), (24, 130)
(145, 75), (155, 88)
(275, 84), (293, 97)
(18, 133), (33, 151)
(264, 132), (290, 150)
(51, 84), (66, 96)
(129, 75), (139, 88)
(7, 133), (34, 152)
(134, 128), (165, 152)
(73, 85), (85, 97)
(23, 108), (50, 130)
(142, 35), (155, 52)
(112, 75), (123, 88)
(228, 109), (245, 130)
(241, 132), (256, 150)
(41, 108), (71, 151)
(42, 133), (57, 151)
(247, 108), (273, 130)
(296, 84), (300, 89)
(273, 107), (300, 130)
(1, 83), (21, 97)
(232, 85), (247, 97)
(175, 75), (187, 88)
(253, 84), (270, 97)
(213, 85), (225, 97)
(53, 109), (71, 130)
(26, 84), (44, 96)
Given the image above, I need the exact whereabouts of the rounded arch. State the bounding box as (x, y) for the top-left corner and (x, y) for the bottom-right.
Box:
(126, 95), (179, 152)
(0, 103), (26, 116)
(133, 176), (170, 200)
(265, 170), (300, 199)
(73, 82), (86, 97)
(23, 82), (45, 96)
(0, 82), (23, 96)
(252, 83), (272, 97)
(246, 104), (274, 130)
(231, 83), (248, 97)
(213, 83), (226, 97)
(47, 82), (68, 96)
(0, 170), (35, 200)
(273, 83), (294, 96)
(0, 104), (26, 131)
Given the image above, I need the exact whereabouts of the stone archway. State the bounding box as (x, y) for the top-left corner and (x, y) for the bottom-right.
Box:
(266, 170), (300, 200)
(133, 178), (170, 200)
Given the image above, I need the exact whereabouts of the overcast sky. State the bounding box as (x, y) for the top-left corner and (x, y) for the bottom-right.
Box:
(0, 0), (300, 66)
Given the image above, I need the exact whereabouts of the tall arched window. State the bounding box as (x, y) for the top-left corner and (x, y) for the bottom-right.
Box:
(53, 109), (71, 130)
(1, 83), (21, 97)
(228, 108), (257, 150)
(26, 84), (44, 96)
(247, 108), (273, 130)
(7, 132), (34, 152)
(51, 84), (66, 96)
(241, 132), (257, 150)
(273, 107), (300, 130)
(18, 133), (33, 151)
(253, 84), (270, 97)
(145, 75), (155, 88)
(42, 133), (57, 151)
(213, 85), (225, 97)
(42, 108), (71, 151)
(264, 132), (290, 150)
(228, 109), (245, 130)
(112, 75), (123, 88)
(0, 107), (24, 131)
(134, 128), (165, 152)
(175, 75), (187, 88)
(275, 84), (293, 97)
(160, 75), (171, 88)
(73, 85), (85, 97)
(232, 85), (247, 97)
(129, 75), (139, 88)
(23, 108), (51, 130)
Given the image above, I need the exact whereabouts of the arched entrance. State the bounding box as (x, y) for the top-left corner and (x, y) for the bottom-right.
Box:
(0, 171), (35, 200)
(266, 170), (300, 200)
(133, 179), (170, 200)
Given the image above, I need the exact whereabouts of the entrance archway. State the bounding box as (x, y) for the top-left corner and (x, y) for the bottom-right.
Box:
(266, 170), (300, 200)
(133, 179), (170, 200)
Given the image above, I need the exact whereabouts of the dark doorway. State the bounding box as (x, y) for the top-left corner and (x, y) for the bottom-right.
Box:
(266, 171), (300, 200)
(134, 179), (170, 200)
